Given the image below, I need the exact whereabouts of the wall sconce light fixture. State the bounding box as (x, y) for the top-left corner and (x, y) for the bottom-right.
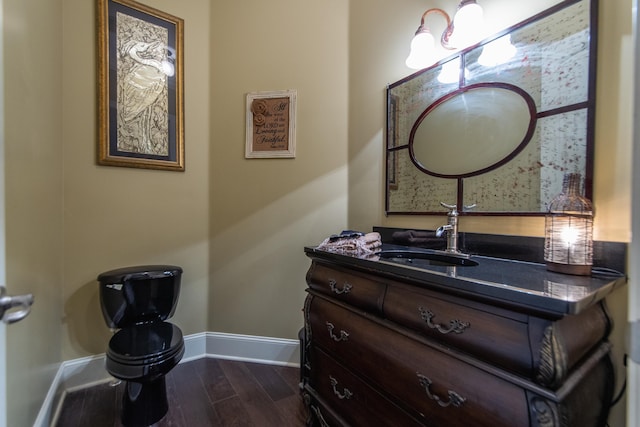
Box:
(544, 173), (594, 276)
(437, 57), (469, 84)
(406, 0), (484, 70)
(477, 34), (516, 67)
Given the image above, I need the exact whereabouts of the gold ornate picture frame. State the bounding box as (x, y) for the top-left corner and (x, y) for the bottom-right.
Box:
(97, 0), (185, 171)
(245, 90), (297, 159)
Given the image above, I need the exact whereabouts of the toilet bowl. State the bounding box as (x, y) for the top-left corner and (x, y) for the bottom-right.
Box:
(98, 265), (184, 427)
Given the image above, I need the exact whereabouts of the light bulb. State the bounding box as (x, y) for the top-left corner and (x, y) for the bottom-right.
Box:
(437, 58), (468, 84)
(477, 35), (517, 66)
(454, 2), (483, 29)
(450, 2), (484, 48)
(561, 226), (579, 246)
(406, 31), (437, 69)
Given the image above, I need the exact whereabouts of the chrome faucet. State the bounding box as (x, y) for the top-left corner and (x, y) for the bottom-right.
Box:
(435, 202), (475, 255)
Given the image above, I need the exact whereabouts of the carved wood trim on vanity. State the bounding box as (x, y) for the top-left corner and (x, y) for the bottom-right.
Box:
(537, 326), (566, 387)
(535, 301), (612, 388)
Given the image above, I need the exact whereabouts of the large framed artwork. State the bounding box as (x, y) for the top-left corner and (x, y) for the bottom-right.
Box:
(97, 0), (184, 171)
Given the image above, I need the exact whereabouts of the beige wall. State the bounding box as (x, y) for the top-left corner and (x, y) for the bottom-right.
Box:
(60, 0), (349, 359)
(208, 0), (349, 338)
(348, 0), (632, 425)
(61, 0), (211, 360)
(3, 0), (632, 424)
(3, 0), (348, 423)
(4, 0), (64, 425)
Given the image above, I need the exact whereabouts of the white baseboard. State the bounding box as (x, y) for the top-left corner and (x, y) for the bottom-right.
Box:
(205, 331), (300, 366)
(36, 332), (300, 427)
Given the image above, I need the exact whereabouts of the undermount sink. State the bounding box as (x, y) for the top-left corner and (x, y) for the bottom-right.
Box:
(377, 250), (479, 267)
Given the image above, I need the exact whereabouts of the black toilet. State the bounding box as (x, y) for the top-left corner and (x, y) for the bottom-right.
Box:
(98, 265), (185, 427)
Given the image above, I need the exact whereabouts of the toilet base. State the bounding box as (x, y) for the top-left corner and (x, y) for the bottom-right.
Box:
(121, 377), (168, 427)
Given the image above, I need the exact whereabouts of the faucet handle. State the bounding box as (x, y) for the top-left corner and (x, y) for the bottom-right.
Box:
(440, 202), (457, 212)
(463, 203), (477, 211)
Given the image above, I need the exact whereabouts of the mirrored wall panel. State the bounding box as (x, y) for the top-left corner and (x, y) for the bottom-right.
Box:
(386, 0), (596, 215)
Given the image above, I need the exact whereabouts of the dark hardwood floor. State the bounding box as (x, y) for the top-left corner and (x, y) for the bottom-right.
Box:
(55, 358), (308, 426)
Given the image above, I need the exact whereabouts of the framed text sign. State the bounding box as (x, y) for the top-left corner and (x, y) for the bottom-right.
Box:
(97, 0), (185, 171)
(245, 90), (297, 158)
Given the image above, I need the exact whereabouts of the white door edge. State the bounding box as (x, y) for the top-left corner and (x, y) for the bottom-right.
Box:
(631, 0), (640, 424)
(0, 0), (7, 423)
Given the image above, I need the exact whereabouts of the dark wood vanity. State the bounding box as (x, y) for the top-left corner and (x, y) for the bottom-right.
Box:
(300, 243), (625, 427)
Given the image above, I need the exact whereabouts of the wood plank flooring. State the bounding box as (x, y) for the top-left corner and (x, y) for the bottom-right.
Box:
(55, 358), (308, 427)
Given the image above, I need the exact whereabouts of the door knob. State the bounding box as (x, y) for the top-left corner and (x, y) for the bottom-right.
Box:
(0, 285), (34, 324)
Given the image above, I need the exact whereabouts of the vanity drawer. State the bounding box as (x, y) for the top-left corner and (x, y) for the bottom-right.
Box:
(307, 295), (529, 427)
(306, 261), (386, 313)
(308, 347), (423, 427)
(383, 285), (533, 377)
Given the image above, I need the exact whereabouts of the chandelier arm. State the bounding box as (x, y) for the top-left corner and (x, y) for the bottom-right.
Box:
(420, 8), (451, 27)
(418, 8), (456, 50)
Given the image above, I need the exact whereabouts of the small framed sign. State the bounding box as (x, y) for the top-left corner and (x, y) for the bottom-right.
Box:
(245, 90), (297, 158)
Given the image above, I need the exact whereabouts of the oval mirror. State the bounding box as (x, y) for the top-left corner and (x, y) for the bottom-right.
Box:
(409, 84), (536, 178)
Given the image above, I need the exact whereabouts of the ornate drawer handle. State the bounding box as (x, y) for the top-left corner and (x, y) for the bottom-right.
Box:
(310, 405), (331, 427)
(417, 373), (466, 408)
(326, 321), (349, 342)
(328, 279), (352, 295)
(418, 306), (470, 334)
(329, 376), (353, 400)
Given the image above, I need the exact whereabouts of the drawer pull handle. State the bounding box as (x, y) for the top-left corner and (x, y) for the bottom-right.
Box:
(329, 376), (353, 400)
(328, 279), (352, 295)
(310, 405), (331, 427)
(417, 373), (466, 408)
(326, 321), (349, 342)
(418, 306), (470, 335)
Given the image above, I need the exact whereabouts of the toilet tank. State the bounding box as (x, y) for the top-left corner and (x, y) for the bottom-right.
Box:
(98, 265), (182, 329)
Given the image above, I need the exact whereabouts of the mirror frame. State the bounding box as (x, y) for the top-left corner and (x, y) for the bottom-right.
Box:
(409, 82), (537, 178)
(385, 0), (598, 216)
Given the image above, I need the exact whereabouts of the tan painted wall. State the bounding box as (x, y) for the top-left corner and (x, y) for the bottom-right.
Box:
(61, 0), (211, 360)
(208, 0), (349, 338)
(348, 0), (632, 425)
(3, 0), (631, 424)
(60, 0), (349, 359)
(5, 0), (348, 423)
(4, 0), (64, 425)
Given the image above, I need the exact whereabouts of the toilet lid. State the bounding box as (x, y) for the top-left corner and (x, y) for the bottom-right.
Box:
(108, 322), (183, 363)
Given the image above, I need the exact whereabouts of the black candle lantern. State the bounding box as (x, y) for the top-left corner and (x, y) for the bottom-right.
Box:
(544, 173), (593, 276)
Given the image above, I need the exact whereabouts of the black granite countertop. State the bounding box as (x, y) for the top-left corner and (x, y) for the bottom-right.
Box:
(304, 243), (626, 317)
